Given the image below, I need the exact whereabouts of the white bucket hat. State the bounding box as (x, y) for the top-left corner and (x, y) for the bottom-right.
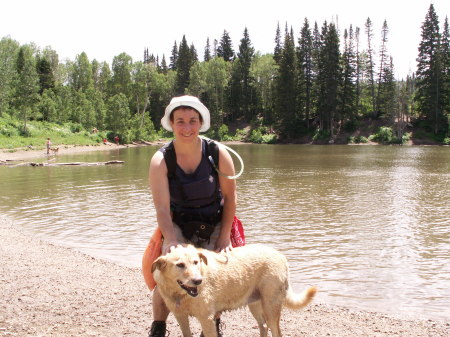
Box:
(161, 95), (210, 132)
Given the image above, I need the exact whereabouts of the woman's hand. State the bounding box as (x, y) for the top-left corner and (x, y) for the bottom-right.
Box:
(162, 240), (180, 255)
(214, 234), (232, 253)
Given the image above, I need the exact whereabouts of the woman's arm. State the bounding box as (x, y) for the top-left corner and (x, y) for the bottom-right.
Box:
(149, 151), (179, 254)
(214, 143), (237, 252)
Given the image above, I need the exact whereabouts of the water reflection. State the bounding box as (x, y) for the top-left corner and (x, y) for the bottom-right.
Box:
(0, 145), (449, 320)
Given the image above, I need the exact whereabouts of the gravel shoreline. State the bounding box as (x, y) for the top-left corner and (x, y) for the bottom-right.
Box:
(1, 215), (449, 337)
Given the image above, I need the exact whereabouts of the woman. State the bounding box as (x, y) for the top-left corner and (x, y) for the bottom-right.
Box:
(148, 95), (237, 337)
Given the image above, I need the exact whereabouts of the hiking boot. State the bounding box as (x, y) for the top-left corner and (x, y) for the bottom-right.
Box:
(148, 321), (166, 337)
(200, 318), (223, 337)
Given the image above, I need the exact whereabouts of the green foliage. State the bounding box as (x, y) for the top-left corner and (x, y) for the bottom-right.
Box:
(218, 124), (229, 141)
(372, 126), (394, 143)
(234, 128), (248, 140)
(248, 126), (277, 144)
(370, 126), (409, 144)
(312, 129), (331, 141)
(1, 4), (448, 147)
(348, 135), (369, 144)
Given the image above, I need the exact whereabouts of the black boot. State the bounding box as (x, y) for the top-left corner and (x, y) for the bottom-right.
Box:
(200, 318), (223, 337)
(149, 321), (166, 337)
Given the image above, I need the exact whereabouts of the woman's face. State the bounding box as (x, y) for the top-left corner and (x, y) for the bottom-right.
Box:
(170, 107), (202, 142)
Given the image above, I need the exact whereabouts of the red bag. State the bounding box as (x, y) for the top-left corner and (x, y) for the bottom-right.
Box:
(230, 216), (246, 247)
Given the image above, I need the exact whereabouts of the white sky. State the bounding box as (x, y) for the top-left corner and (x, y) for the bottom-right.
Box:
(1, 0), (449, 79)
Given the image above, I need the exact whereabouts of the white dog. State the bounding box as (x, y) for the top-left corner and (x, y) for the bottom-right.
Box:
(152, 244), (317, 337)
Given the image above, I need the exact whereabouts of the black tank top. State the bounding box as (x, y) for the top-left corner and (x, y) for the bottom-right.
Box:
(161, 139), (222, 211)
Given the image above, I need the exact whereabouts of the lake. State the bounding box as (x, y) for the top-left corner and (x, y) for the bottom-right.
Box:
(0, 144), (449, 320)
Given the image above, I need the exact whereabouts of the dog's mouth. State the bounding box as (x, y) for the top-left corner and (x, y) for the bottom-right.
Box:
(177, 280), (199, 297)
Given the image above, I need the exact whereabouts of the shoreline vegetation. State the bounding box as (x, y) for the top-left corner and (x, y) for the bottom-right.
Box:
(1, 215), (449, 336)
(0, 115), (448, 164)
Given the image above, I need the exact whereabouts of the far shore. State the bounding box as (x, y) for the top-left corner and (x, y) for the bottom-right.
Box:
(1, 137), (447, 164)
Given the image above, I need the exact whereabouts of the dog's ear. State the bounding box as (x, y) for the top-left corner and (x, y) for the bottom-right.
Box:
(198, 252), (208, 265)
(151, 256), (167, 272)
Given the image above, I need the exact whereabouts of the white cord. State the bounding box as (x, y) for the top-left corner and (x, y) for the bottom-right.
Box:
(200, 136), (244, 179)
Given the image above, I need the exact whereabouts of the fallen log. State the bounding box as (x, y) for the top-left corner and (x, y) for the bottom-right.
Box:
(10, 160), (124, 167)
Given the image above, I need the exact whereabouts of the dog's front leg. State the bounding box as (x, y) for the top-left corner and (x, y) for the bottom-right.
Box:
(174, 313), (192, 337)
(199, 317), (217, 337)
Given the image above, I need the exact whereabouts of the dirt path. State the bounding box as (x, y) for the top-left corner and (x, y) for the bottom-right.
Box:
(1, 215), (448, 337)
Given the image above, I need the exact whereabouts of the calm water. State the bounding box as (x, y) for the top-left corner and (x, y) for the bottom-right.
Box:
(1, 145), (449, 320)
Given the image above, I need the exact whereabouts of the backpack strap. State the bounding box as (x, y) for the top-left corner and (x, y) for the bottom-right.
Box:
(205, 138), (220, 170)
(161, 141), (176, 178)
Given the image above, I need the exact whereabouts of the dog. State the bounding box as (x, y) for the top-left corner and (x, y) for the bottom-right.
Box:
(50, 147), (59, 154)
(152, 244), (317, 337)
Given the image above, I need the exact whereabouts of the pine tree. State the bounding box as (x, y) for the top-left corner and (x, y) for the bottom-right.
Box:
(204, 37), (211, 62)
(441, 17), (449, 124)
(355, 26), (362, 110)
(375, 20), (391, 118)
(416, 4), (445, 134)
(237, 28), (255, 121)
(316, 22), (341, 135)
(190, 43), (198, 63)
(297, 18), (314, 128)
(36, 54), (55, 95)
(160, 55), (168, 74)
(274, 22), (282, 64)
(341, 26), (357, 123)
(213, 39), (218, 57)
(276, 24), (297, 138)
(365, 17), (376, 117)
(311, 22), (322, 122)
(144, 48), (149, 64)
(217, 30), (234, 61)
(175, 35), (192, 95)
(169, 41), (178, 70)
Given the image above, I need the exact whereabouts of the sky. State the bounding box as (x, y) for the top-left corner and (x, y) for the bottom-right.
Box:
(1, 0), (449, 79)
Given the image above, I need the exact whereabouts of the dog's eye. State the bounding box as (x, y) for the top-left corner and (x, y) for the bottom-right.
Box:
(176, 263), (185, 268)
(193, 260), (199, 265)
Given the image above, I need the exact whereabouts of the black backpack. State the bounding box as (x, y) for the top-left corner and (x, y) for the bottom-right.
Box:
(161, 138), (221, 242)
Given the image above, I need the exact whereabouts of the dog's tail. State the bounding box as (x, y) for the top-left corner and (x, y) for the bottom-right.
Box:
(284, 286), (317, 310)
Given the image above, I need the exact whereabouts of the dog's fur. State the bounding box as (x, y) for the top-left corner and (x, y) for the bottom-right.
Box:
(152, 244), (317, 337)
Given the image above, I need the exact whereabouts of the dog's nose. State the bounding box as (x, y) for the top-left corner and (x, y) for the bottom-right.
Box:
(192, 278), (202, 286)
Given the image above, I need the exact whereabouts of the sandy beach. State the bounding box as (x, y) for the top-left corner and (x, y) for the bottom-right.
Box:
(1, 145), (449, 336)
(0, 142), (161, 163)
(1, 215), (449, 337)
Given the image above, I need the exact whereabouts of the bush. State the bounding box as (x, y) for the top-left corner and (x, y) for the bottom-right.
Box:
(67, 122), (84, 133)
(312, 129), (330, 141)
(234, 128), (248, 140)
(0, 125), (19, 137)
(248, 129), (263, 143)
(348, 135), (369, 144)
(248, 127), (278, 144)
(218, 124), (229, 141)
(373, 126), (394, 144)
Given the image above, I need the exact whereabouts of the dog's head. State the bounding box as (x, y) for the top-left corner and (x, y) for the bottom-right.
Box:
(151, 245), (208, 297)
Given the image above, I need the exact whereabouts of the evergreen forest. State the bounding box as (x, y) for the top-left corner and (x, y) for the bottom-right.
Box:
(1, 4), (449, 148)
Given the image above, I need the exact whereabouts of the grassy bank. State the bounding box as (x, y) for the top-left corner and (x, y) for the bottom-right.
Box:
(0, 117), (109, 152)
